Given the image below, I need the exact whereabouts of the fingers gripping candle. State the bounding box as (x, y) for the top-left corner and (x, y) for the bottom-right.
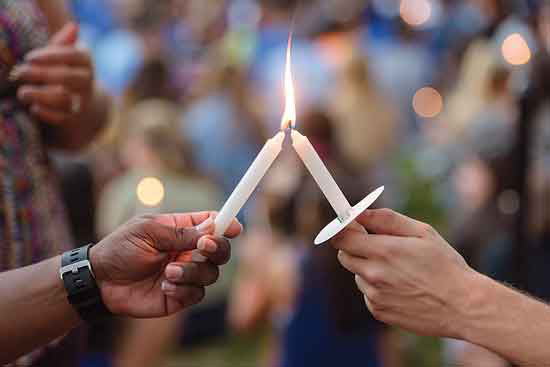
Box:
(214, 132), (285, 236)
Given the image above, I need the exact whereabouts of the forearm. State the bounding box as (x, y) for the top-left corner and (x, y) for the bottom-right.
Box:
(46, 83), (110, 151)
(458, 271), (550, 365)
(0, 255), (80, 363)
(114, 316), (180, 367)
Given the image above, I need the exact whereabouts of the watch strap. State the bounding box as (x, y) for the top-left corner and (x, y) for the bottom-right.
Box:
(61, 244), (112, 323)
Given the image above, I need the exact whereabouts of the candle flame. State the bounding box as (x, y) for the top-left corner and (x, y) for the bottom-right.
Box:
(280, 33), (296, 130)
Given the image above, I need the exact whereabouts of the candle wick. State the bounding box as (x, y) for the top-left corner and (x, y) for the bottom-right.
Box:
(282, 122), (293, 132)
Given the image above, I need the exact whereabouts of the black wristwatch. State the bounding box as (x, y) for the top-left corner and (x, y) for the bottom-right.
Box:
(60, 244), (112, 323)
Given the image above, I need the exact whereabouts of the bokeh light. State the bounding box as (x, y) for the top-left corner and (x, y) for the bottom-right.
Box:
(137, 177), (165, 207)
(413, 87), (443, 118)
(400, 0), (431, 27)
(501, 33), (531, 66)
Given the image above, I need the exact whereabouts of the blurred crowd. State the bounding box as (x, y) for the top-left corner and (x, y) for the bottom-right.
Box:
(47, 0), (550, 366)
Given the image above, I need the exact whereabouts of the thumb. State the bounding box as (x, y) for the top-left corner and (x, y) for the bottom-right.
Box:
(50, 22), (79, 45)
(148, 217), (214, 253)
(356, 209), (428, 238)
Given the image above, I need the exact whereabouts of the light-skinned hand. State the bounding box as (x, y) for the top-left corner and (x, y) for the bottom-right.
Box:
(332, 208), (473, 338)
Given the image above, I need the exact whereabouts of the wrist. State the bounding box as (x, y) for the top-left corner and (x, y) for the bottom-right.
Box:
(452, 268), (494, 342)
(50, 256), (81, 324)
(61, 245), (113, 322)
(89, 243), (108, 287)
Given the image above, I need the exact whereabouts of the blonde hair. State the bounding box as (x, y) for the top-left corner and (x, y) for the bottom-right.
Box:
(126, 99), (192, 174)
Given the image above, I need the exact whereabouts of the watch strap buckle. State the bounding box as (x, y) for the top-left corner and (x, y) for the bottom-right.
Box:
(59, 260), (94, 280)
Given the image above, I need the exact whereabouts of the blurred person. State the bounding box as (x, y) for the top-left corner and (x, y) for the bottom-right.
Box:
(437, 37), (506, 141)
(435, 0), (524, 141)
(229, 110), (402, 367)
(430, 14), (527, 367)
(182, 64), (266, 196)
(447, 65), (518, 276)
(440, 63), (518, 265)
(80, 0), (179, 97)
(513, 10), (550, 297)
(0, 210), (241, 365)
(0, 1), (110, 364)
(91, 59), (179, 192)
(366, 20), (435, 122)
(328, 54), (398, 170)
(96, 99), (226, 367)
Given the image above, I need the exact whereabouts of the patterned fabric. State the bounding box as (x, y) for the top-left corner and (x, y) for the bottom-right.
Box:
(0, 0), (76, 365)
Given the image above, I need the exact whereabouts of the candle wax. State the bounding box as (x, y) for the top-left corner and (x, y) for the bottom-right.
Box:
(214, 131), (285, 236)
(291, 129), (352, 219)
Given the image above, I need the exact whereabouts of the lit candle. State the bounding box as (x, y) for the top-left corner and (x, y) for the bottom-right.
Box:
(214, 132), (285, 236)
(280, 33), (352, 221)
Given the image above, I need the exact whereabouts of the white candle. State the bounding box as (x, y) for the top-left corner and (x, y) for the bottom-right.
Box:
(291, 129), (352, 219)
(214, 131), (285, 236)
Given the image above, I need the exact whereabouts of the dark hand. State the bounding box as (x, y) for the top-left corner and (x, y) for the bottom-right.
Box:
(14, 23), (93, 124)
(89, 212), (242, 318)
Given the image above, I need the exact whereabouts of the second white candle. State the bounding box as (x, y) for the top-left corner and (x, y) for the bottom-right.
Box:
(291, 129), (352, 219)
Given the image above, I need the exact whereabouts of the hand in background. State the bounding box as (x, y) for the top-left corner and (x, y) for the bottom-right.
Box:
(90, 212), (242, 318)
(332, 209), (473, 338)
(15, 22), (93, 124)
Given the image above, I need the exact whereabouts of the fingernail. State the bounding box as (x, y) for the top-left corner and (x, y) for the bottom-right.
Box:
(165, 265), (183, 280)
(17, 88), (29, 101)
(197, 238), (206, 251)
(196, 217), (214, 233)
(8, 65), (23, 82)
(161, 281), (176, 292)
(197, 237), (217, 253)
(24, 51), (36, 61)
(191, 251), (208, 262)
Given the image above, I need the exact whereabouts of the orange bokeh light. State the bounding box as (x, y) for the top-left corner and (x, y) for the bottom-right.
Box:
(501, 33), (531, 66)
(400, 0), (431, 27)
(413, 87), (443, 118)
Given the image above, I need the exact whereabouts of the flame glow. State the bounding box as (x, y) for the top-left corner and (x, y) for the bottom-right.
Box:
(280, 34), (296, 130)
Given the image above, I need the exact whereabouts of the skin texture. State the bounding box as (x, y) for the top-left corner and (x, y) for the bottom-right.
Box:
(13, 9), (109, 150)
(333, 208), (550, 366)
(0, 212), (241, 364)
